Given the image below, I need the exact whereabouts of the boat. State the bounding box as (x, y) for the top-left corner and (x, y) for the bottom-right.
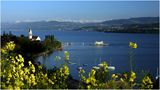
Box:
(77, 66), (83, 71)
(68, 61), (76, 65)
(77, 59), (83, 71)
(108, 66), (115, 71)
(94, 41), (109, 46)
(95, 41), (104, 45)
(98, 63), (115, 71)
(98, 64), (104, 67)
(156, 68), (159, 80)
(63, 42), (72, 46)
(93, 66), (100, 70)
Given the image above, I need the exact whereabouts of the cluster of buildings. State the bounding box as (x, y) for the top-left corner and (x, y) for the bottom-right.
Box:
(28, 28), (41, 41)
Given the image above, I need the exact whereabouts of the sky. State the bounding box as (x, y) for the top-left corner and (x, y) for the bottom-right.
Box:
(1, 1), (159, 23)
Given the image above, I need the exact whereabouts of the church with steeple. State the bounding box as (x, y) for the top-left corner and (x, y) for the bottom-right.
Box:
(28, 28), (41, 41)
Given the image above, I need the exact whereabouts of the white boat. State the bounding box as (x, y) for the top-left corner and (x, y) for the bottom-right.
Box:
(156, 68), (159, 80)
(97, 63), (115, 71)
(68, 61), (76, 65)
(98, 64), (104, 67)
(93, 66), (100, 70)
(77, 66), (83, 70)
(108, 66), (115, 71)
(94, 41), (109, 46)
(95, 41), (104, 45)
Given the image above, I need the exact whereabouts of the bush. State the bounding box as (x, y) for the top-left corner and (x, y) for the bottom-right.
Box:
(1, 41), (69, 89)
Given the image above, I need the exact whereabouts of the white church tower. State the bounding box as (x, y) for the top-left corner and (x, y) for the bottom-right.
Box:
(28, 28), (32, 39)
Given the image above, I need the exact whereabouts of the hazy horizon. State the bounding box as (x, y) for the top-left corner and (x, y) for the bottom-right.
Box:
(1, 1), (159, 23)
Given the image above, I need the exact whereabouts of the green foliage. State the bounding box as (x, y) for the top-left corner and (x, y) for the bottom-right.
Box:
(64, 51), (70, 61)
(78, 68), (86, 89)
(95, 61), (109, 83)
(43, 35), (61, 52)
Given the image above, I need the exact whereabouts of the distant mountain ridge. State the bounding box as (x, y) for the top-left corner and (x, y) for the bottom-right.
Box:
(76, 17), (159, 34)
(2, 20), (84, 30)
(101, 17), (159, 25)
(1, 17), (159, 33)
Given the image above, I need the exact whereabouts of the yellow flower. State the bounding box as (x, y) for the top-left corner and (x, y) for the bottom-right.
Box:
(14, 86), (20, 90)
(112, 74), (116, 78)
(90, 77), (96, 83)
(1, 49), (7, 54)
(44, 73), (47, 77)
(129, 42), (138, 49)
(120, 78), (124, 82)
(6, 41), (15, 51)
(6, 81), (10, 84)
(124, 73), (128, 79)
(28, 61), (32, 66)
(8, 85), (13, 89)
(129, 42), (134, 47)
(133, 43), (137, 48)
(24, 68), (29, 74)
(20, 77), (24, 81)
(20, 63), (24, 67)
(87, 85), (91, 89)
(48, 79), (54, 85)
(86, 79), (90, 84)
(63, 65), (69, 75)
(131, 71), (136, 77)
(112, 74), (118, 79)
(18, 54), (24, 63)
(7, 77), (11, 81)
(38, 65), (42, 70)
(129, 71), (136, 82)
(24, 75), (29, 80)
(141, 76), (153, 89)
(8, 73), (12, 78)
(91, 69), (96, 76)
(19, 70), (24, 75)
(31, 64), (35, 73)
(80, 69), (85, 74)
(129, 78), (134, 82)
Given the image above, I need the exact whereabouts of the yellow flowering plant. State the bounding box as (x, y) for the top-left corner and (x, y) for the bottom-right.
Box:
(112, 74), (118, 80)
(96, 61), (109, 83)
(129, 42), (137, 49)
(129, 41), (138, 72)
(1, 41), (69, 89)
(1, 41), (156, 89)
(85, 69), (98, 89)
(141, 75), (153, 89)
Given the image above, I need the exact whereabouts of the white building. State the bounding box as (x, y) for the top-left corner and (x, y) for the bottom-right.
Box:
(28, 28), (41, 41)
(28, 29), (32, 39)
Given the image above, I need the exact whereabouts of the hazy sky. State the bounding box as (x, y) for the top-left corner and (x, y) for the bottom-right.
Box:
(1, 1), (159, 23)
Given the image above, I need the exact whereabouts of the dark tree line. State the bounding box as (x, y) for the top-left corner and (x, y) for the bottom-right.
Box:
(1, 32), (61, 62)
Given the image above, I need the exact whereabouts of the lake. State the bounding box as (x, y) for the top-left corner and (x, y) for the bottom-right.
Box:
(2, 29), (159, 80)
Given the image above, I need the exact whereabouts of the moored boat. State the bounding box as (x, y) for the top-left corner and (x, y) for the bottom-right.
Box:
(95, 41), (104, 45)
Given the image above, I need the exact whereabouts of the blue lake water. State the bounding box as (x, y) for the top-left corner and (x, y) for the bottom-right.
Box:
(2, 29), (159, 80)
